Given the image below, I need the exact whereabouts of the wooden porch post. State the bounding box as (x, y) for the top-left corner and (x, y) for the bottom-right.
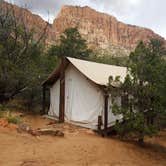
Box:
(59, 57), (65, 122)
(104, 92), (109, 135)
(42, 84), (46, 115)
(98, 115), (102, 135)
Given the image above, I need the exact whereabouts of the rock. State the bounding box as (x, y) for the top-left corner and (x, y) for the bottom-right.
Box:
(17, 122), (64, 137)
(0, 118), (8, 127)
(8, 123), (17, 130)
(0, 118), (17, 130)
(51, 5), (166, 54)
(28, 129), (40, 136)
(46, 121), (56, 125)
(17, 123), (32, 133)
(37, 129), (64, 137)
(3, 1), (166, 57)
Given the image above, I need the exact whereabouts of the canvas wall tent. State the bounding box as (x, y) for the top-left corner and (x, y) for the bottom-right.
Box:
(42, 57), (127, 132)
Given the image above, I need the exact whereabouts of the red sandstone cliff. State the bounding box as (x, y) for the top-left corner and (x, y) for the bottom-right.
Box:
(2, 2), (166, 56)
(51, 5), (166, 55)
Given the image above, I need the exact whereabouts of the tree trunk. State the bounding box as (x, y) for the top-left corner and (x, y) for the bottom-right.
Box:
(138, 131), (144, 144)
(138, 137), (144, 144)
(0, 95), (10, 103)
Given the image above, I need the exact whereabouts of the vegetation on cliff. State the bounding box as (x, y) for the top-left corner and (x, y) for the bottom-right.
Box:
(48, 27), (92, 59)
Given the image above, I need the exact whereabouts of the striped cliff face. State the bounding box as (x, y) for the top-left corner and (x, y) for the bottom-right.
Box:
(4, 2), (166, 57)
(51, 5), (166, 56)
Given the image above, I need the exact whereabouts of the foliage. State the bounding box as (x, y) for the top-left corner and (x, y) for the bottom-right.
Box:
(48, 27), (92, 59)
(0, 2), (58, 111)
(7, 116), (20, 124)
(17, 53), (59, 111)
(0, 2), (40, 102)
(87, 54), (129, 66)
(0, 104), (5, 111)
(0, 107), (20, 124)
(109, 39), (166, 142)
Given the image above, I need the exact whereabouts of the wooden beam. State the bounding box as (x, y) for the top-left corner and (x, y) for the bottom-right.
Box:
(104, 92), (109, 135)
(59, 57), (66, 122)
(98, 115), (102, 135)
(42, 84), (46, 115)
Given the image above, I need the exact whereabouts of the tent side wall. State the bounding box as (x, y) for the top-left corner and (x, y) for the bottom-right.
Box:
(65, 64), (104, 129)
(48, 63), (123, 130)
(48, 79), (60, 118)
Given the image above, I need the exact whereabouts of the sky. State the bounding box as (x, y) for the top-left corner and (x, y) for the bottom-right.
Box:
(5, 0), (166, 39)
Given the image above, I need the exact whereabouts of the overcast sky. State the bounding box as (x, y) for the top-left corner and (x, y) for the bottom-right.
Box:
(6, 0), (166, 39)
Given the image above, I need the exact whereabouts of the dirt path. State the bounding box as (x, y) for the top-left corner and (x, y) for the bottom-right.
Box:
(0, 115), (166, 166)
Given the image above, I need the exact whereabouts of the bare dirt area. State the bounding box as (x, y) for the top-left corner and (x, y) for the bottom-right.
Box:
(0, 114), (166, 166)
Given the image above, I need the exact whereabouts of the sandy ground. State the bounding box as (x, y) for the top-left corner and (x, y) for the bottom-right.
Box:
(0, 115), (166, 166)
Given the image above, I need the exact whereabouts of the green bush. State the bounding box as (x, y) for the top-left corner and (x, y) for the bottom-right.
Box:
(0, 104), (10, 112)
(0, 104), (5, 111)
(7, 116), (20, 124)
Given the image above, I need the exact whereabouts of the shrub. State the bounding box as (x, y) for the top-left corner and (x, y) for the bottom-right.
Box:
(7, 116), (20, 124)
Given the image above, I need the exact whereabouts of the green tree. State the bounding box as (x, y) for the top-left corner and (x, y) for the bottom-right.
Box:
(110, 39), (166, 143)
(0, 1), (58, 110)
(87, 54), (129, 66)
(48, 27), (92, 59)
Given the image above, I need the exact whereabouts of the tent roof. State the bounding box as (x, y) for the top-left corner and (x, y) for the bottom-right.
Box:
(67, 57), (127, 86)
(43, 57), (127, 86)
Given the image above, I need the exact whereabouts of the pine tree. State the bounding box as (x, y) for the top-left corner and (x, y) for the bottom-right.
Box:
(110, 39), (166, 143)
(48, 27), (92, 59)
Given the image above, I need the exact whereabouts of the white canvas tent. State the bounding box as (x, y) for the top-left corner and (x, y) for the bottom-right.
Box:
(43, 57), (127, 131)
